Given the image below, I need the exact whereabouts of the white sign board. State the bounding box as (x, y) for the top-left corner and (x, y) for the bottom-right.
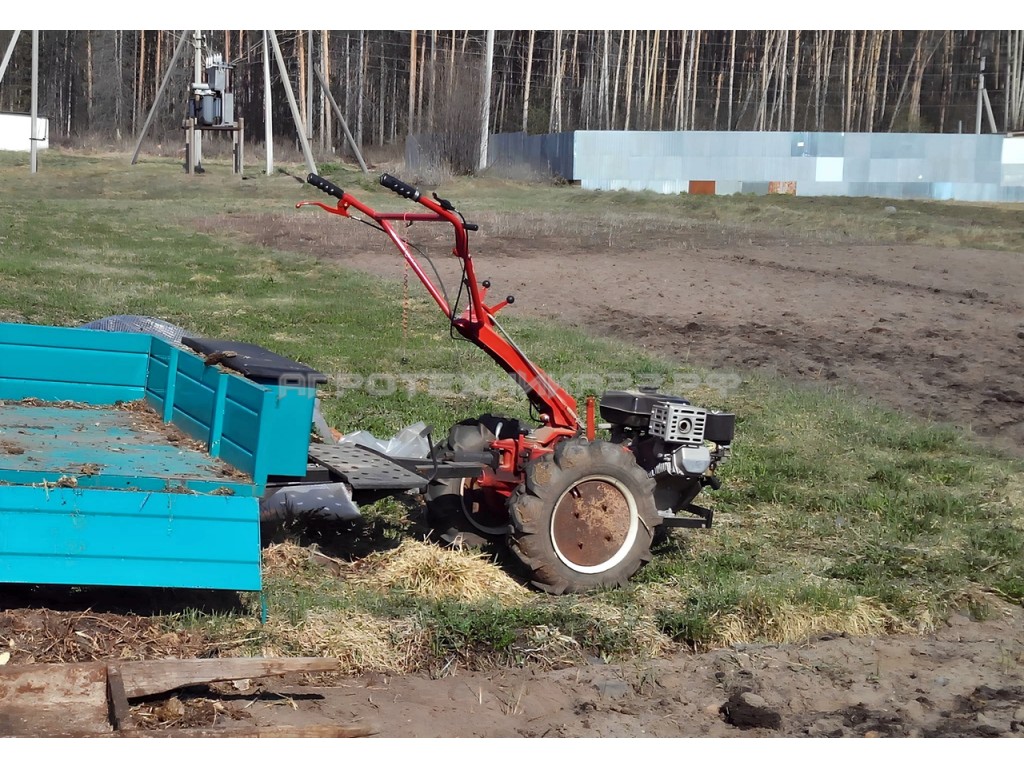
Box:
(0, 113), (49, 152)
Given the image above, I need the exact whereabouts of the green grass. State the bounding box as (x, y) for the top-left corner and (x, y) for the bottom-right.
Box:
(1, 150), (1022, 667)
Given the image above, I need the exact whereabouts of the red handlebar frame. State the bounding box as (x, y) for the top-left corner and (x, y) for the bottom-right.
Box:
(297, 183), (581, 433)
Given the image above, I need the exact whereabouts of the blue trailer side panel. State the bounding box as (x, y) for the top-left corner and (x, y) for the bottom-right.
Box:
(0, 486), (261, 591)
(0, 322), (150, 404)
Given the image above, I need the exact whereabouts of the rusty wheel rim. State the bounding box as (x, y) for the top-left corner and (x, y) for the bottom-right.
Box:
(550, 476), (639, 573)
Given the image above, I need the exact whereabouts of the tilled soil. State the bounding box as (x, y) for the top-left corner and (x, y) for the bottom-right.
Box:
(220, 210), (1024, 455)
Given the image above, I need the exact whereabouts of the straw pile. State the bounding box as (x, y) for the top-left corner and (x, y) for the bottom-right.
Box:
(348, 539), (529, 604)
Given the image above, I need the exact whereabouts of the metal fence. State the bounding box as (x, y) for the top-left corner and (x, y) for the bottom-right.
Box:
(480, 129), (1024, 202)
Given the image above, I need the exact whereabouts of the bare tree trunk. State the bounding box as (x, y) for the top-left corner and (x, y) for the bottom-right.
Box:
(658, 32), (669, 128)
(673, 31), (686, 130)
(755, 31), (772, 130)
(624, 30), (636, 130)
(789, 31), (800, 131)
(428, 30), (437, 129)
(520, 30), (536, 134)
(865, 31), (883, 132)
(689, 31), (700, 130)
(343, 32), (350, 126)
(408, 30), (417, 135)
(1010, 30), (1024, 130)
(612, 31), (625, 128)
(549, 30), (564, 133)
(115, 30), (123, 141)
(154, 31), (162, 116)
(568, 30), (579, 128)
(772, 31), (788, 130)
(416, 34), (426, 133)
(844, 31), (854, 131)
(390, 52), (398, 144)
(727, 30), (736, 130)
(321, 30), (330, 151)
(297, 32), (308, 133)
(878, 30), (892, 130)
(599, 31), (610, 129)
(852, 31), (866, 130)
(907, 32), (932, 132)
(713, 66), (723, 129)
(133, 31), (144, 134)
(643, 30), (659, 129)
(448, 30), (456, 91)
(86, 31), (93, 130)
(938, 30), (952, 132)
(378, 44), (385, 146)
(356, 30), (364, 149)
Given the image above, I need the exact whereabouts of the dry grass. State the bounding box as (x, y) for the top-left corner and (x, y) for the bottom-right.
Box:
(579, 599), (675, 659)
(261, 542), (316, 579)
(708, 595), (916, 649)
(256, 610), (425, 675)
(348, 539), (529, 604)
(0, 608), (208, 664)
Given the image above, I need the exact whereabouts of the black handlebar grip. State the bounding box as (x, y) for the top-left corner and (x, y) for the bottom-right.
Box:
(307, 173), (345, 200)
(379, 173), (421, 202)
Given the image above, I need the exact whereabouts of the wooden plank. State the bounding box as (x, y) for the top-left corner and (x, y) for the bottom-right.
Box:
(0, 663), (111, 736)
(116, 723), (377, 738)
(106, 665), (132, 731)
(1, 658), (343, 737)
(117, 657), (342, 698)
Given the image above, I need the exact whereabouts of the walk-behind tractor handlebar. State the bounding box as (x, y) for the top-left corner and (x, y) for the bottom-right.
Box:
(298, 173), (733, 595)
(298, 172), (580, 434)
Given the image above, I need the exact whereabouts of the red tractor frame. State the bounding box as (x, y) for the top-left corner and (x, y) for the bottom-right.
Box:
(299, 173), (732, 593)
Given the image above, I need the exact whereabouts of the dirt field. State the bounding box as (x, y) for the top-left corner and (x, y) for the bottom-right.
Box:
(6, 195), (1022, 740)
(232, 209), (1024, 455)
(216, 604), (1024, 737)
(184, 204), (1024, 739)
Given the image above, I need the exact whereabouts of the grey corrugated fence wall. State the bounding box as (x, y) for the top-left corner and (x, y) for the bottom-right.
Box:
(470, 130), (1024, 202)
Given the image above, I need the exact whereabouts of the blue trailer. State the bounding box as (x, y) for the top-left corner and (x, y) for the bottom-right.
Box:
(0, 321), (322, 594)
(0, 320), (482, 596)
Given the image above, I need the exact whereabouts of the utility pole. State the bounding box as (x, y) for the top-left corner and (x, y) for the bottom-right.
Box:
(267, 30), (317, 175)
(264, 31), (274, 175)
(0, 30), (20, 86)
(976, 55), (998, 134)
(312, 65), (368, 173)
(30, 30), (38, 174)
(192, 30), (203, 169)
(131, 31), (191, 164)
(977, 56), (985, 134)
(478, 29), (494, 172)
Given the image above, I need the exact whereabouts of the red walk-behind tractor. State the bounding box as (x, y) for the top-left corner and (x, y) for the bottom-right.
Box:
(299, 173), (735, 594)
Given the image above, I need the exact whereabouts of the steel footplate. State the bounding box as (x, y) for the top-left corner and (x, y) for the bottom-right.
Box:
(309, 443), (429, 490)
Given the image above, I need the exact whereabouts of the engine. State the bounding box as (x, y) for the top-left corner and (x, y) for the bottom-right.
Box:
(598, 388), (734, 527)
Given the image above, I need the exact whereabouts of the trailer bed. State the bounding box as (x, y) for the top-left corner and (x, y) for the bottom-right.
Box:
(0, 401), (253, 496)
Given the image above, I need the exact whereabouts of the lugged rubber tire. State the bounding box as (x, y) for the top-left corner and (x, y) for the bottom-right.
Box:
(424, 416), (511, 542)
(506, 439), (659, 594)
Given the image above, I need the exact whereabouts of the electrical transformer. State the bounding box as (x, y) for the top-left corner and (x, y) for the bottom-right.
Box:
(188, 54), (234, 127)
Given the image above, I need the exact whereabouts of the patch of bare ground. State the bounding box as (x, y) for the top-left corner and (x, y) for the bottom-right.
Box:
(204, 210), (1024, 456)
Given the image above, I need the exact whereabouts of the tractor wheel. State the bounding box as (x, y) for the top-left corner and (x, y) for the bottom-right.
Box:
(424, 416), (512, 545)
(507, 439), (659, 594)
